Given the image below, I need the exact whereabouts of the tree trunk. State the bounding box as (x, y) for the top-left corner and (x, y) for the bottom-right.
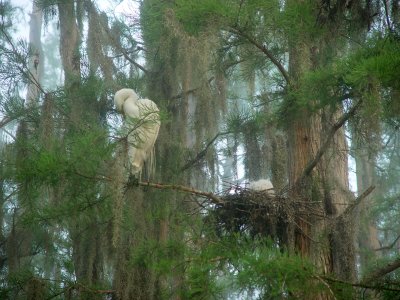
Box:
(6, 0), (43, 285)
(286, 1), (355, 291)
(353, 126), (381, 270)
(26, 0), (43, 107)
(58, 3), (105, 294)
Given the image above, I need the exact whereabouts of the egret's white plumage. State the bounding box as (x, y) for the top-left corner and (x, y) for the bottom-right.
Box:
(248, 179), (275, 196)
(114, 88), (160, 177)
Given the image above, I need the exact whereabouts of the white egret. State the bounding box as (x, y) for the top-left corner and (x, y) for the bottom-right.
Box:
(248, 179), (275, 196)
(114, 88), (160, 177)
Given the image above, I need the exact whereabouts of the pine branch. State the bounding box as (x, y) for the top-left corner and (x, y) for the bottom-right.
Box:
(228, 26), (290, 84)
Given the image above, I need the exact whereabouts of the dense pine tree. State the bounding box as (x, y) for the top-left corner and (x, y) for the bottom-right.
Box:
(0, 0), (399, 299)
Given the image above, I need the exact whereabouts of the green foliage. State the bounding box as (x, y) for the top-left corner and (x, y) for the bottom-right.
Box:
(344, 36), (400, 90)
(279, 0), (325, 43)
(1, 93), (26, 120)
(182, 235), (324, 299)
(0, 38), (32, 95)
(17, 147), (67, 186)
(227, 107), (269, 135)
(175, 0), (236, 35)
(0, 1), (15, 33)
(14, 127), (111, 186)
(175, 0), (323, 42)
(140, 0), (173, 49)
(281, 34), (400, 124)
(2, 0), (400, 298)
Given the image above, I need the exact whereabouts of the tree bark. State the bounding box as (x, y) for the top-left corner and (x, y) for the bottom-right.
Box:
(286, 1), (355, 292)
(26, 0), (43, 107)
(353, 121), (381, 272)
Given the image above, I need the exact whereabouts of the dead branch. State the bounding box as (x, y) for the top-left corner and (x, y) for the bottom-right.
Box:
(0, 117), (11, 128)
(171, 76), (215, 100)
(375, 234), (400, 252)
(339, 185), (375, 217)
(181, 131), (232, 171)
(320, 276), (400, 293)
(100, 15), (149, 74)
(362, 257), (400, 283)
(297, 99), (362, 185)
(138, 181), (224, 205)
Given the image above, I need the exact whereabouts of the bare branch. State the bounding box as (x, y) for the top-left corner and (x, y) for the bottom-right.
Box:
(375, 234), (400, 252)
(339, 185), (375, 217)
(321, 276), (400, 293)
(71, 171), (224, 205)
(138, 181), (224, 205)
(297, 99), (362, 185)
(170, 76), (215, 100)
(181, 131), (232, 171)
(362, 258), (400, 283)
(0, 117), (11, 128)
(115, 48), (149, 74)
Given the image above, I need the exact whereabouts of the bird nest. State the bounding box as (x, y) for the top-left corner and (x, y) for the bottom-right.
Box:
(209, 186), (289, 238)
(210, 185), (317, 240)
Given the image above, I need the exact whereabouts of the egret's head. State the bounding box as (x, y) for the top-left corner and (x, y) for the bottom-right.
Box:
(114, 88), (139, 113)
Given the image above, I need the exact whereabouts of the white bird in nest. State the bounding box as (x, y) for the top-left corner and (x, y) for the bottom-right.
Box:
(248, 179), (275, 196)
(114, 88), (160, 178)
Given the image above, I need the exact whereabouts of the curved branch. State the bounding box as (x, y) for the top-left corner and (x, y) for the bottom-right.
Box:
(228, 26), (290, 84)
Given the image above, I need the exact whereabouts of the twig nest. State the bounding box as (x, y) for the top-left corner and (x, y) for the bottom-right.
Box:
(211, 184), (288, 238)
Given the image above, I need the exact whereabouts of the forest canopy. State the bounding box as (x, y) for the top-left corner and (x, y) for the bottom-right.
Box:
(0, 0), (400, 299)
